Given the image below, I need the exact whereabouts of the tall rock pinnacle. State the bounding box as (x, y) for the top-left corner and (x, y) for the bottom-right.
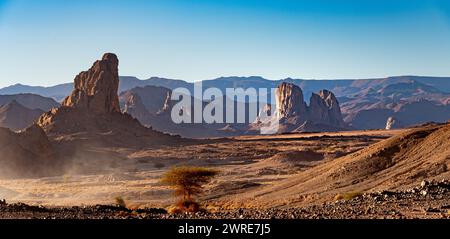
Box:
(275, 82), (307, 119)
(268, 83), (347, 133)
(62, 53), (120, 114)
(309, 89), (345, 127)
(37, 53), (180, 146)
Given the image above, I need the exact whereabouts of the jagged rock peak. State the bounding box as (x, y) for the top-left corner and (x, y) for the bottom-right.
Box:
(318, 90), (338, 109)
(62, 53), (120, 114)
(309, 89), (345, 127)
(275, 82), (307, 119)
(123, 93), (149, 121)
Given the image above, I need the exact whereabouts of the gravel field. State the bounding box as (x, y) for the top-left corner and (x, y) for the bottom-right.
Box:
(1, 180), (448, 219)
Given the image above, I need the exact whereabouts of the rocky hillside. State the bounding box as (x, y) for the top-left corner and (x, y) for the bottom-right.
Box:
(0, 94), (59, 111)
(2, 74), (449, 131)
(120, 82), (347, 137)
(341, 80), (450, 129)
(120, 86), (250, 138)
(0, 124), (55, 178)
(0, 100), (44, 131)
(247, 122), (450, 207)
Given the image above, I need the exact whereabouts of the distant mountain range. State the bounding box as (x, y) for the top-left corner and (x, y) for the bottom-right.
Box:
(0, 75), (449, 134)
(0, 100), (44, 131)
(2, 75), (450, 102)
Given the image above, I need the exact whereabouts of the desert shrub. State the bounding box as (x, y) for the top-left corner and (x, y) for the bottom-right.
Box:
(334, 192), (363, 201)
(161, 166), (218, 213)
(176, 199), (200, 213)
(114, 196), (127, 208)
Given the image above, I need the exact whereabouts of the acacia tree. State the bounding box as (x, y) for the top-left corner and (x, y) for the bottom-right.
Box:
(161, 166), (218, 202)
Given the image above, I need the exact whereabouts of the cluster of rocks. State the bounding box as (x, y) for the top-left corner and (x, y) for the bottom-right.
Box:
(121, 80), (348, 137)
(269, 83), (347, 133)
(361, 179), (450, 202)
(0, 201), (168, 219)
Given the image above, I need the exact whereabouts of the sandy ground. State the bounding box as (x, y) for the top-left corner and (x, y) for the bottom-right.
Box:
(0, 129), (402, 208)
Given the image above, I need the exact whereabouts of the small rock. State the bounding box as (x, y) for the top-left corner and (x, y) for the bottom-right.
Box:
(421, 180), (429, 188)
(425, 207), (441, 213)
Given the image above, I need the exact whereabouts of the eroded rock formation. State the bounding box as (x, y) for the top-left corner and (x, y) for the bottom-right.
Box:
(272, 83), (347, 132)
(37, 53), (181, 146)
(308, 90), (345, 127)
(62, 53), (120, 114)
(276, 82), (307, 119)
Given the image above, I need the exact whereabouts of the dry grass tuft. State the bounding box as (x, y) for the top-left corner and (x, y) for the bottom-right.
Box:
(334, 192), (363, 201)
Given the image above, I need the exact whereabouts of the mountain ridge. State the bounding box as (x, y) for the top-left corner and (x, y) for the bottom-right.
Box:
(2, 75), (450, 101)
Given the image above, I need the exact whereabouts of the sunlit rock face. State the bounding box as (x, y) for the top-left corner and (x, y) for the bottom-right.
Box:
(62, 53), (120, 114)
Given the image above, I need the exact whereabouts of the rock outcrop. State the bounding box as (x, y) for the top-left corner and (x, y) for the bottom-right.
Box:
(385, 117), (396, 130)
(0, 124), (55, 178)
(123, 93), (149, 122)
(121, 81), (347, 137)
(62, 53), (120, 114)
(348, 100), (450, 130)
(120, 86), (247, 138)
(308, 90), (345, 127)
(0, 94), (60, 112)
(38, 53), (181, 147)
(119, 86), (171, 115)
(271, 83), (347, 133)
(276, 83), (307, 119)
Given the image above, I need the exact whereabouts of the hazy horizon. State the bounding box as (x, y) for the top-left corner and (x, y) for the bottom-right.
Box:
(3, 73), (450, 89)
(4, 75), (450, 89)
(1, 0), (450, 88)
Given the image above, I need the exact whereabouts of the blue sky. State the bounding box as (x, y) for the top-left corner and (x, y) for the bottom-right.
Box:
(1, 0), (450, 87)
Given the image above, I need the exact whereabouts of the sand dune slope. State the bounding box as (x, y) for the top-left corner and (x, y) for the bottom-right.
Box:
(245, 123), (450, 206)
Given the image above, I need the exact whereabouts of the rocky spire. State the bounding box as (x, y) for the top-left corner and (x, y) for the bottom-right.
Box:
(62, 53), (120, 114)
(275, 82), (307, 119)
(309, 89), (345, 127)
(123, 93), (150, 123)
